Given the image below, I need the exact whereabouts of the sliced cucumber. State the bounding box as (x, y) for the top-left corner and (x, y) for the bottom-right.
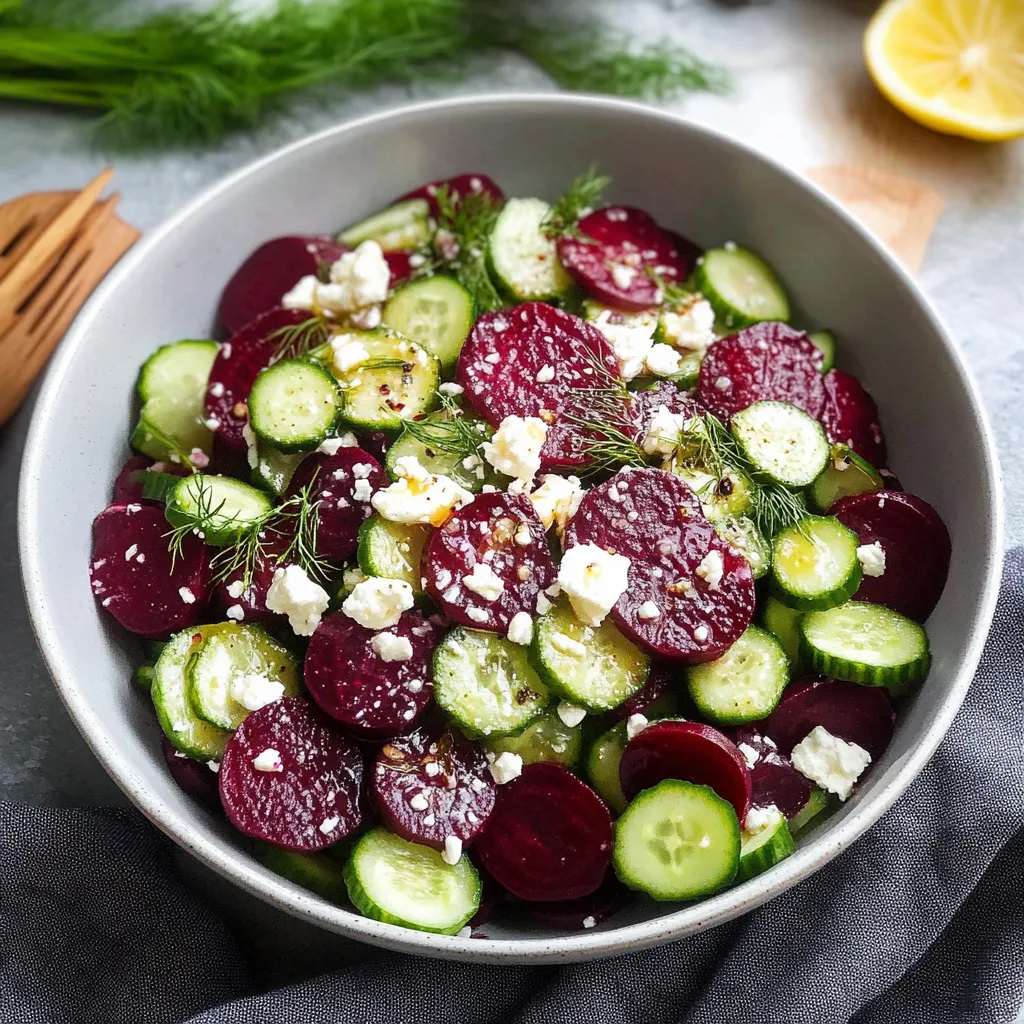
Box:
(788, 785), (832, 834)
(338, 198), (431, 252)
(248, 359), (339, 453)
(808, 330), (836, 372)
(252, 441), (307, 496)
(256, 843), (349, 903)
(800, 601), (931, 688)
(686, 625), (789, 725)
(771, 516), (861, 611)
(133, 661), (155, 695)
(586, 721), (629, 814)
(530, 599), (648, 712)
(671, 464), (754, 522)
(613, 780), (740, 901)
(137, 339), (218, 403)
(761, 594), (804, 665)
(487, 197), (572, 302)
(382, 276), (475, 374)
(152, 626), (232, 761)
(139, 470), (182, 504)
(695, 245), (790, 329)
(344, 828), (480, 935)
(808, 445), (883, 513)
(356, 516), (430, 594)
(484, 709), (581, 768)
(735, 810), (796, 883)
(186, 623), (299, 731)
(165, 474), (272, 546)
(715, 516), (771, 579)
(433, 627), (550, 737)
(387, 408), (500, 493)
(731, 401), (829, 489)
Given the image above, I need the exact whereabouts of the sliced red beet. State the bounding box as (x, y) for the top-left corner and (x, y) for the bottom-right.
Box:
(599, 661), (676, 726)
(697, 323), (826, 422)
(820, 369), (887, 468)
(729, 727), (810, 821)
(832, 489), (950, 621)
(456, 302), (621, 470)
(763, 677), (895, 762)
(285, 448), (385, 564)
(619, 720), (751, 821)
(384, 250), (415, 288)
(219, 696), (364, 851)
(112, 456), (153, 503)
(205, 307), (318, 453)
(556, 206), (700, 312)
(529, 870), (628, 931)
(218, 235), (346, 336)
(213, 526), (296, 624)
(422, 490), (555, 633)
(355, 430), (390, 465)
(90, 503), (210, 638)
(565, 468), (755, 662)
(161, 737), (219, 808)
(398, 173), (504, 215)
(475, 763), (613, 902)
(304, 609), (439, 738)
(372, 723), (496, 848)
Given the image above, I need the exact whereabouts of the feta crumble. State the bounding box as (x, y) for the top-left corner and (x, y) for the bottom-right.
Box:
(594, 315), (656, 381)
(695, 549), (725, 590)
(371, 455), (473, 526)
(282, 240), (390, 321)
(528, 474), (583, 538)
(252, 748), (284, 773)
(535, 364), (555, 383)
(556, 703), (587, 728)
(487, 751), (523, 785)
(225, 604), (245, 622)
(743, 804), (783, 835)
(330, 337), (371, 374)
(644, 343), (682, 377)
(230, 673), (285, 711)
(370, 632), (414, 662)
(557, 543), (631, 626)
(319, 816), (340, 835)
(441, 835), (463, 866)
(642, 405), (687, 456)
(462, 563), (505, 602)
(265, 565), (330, 636)
(438, 382), (464, 396)
(791, 726), (872, 801)
(637, 600), (661, 620)
(737, 742), (759, 770)
(626, 713), (649, 740)
(178, 587), (196, 605)
(409, 792), (429, 811)
(317, 432), (359, 455)
(856, 541), (886, 578)
(658, 298), (716, 351)
(482, 416), (547, 490)
(342, 576), (414, 630)
(550, 632), (587, 658)
(693, 624), (710, 643)
(506, 611), (534, 646)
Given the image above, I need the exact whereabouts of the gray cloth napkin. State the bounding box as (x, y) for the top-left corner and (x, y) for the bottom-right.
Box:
(2, 553), (1021, 1024)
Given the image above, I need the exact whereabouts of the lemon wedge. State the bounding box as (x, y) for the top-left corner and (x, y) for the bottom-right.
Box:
(865, 0), (1024, 142)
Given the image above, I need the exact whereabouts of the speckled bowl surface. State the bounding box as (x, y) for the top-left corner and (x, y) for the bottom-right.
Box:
(19, 95), (1002, 964)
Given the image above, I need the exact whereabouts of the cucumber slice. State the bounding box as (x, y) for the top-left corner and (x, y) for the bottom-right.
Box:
(731, 401), (829, 489)
(800, 601), (931, 688)
(152, 626), (232, 760)
(808, 445), (883, 513)
(530, 599), (648, 712)
(613, 779), (740, 900)
(433, 627), (550, 737)
(356, 516), (430, 594)
(686, 625), (789, 725)
(484, 708), (582, 768)
(735, 810), (796, 883)
(694, 245), (790, 329)
(487, 197), (572, 302)
(788, 785), (832, 834)
(251, 441), (307, 496)
(248, 359), (339, 453)
(771, 515), (861, 611)
(165, 473), (272, 546)
(138, 470), (182, 504)
(137, 339), (218, 403)
(133, 661), (155, 695)
(761, 594), (804, 664)
(671, 465), (754, 522)
(715, 516), (771, 579)
(586, 721), (629, 814)
(256, 843), (349, 903)
(382, 276), (475, 374)
(338, 198), (431, 252)
(186, 623), (299, 731)
(343, 828), (480, 935)
(808, 330), (836, 372)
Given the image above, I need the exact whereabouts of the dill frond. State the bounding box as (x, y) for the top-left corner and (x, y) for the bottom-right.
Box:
(541, 164), (610, 239)
(396, 391), (488, 458)
(270, 313), (330, 362)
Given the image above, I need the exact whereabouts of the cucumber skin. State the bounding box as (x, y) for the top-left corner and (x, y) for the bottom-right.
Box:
(769, 517), (862, 612)
(760, 594), (804, 668)
(788, 786), (832, 835)
(165, 474), (273, 547)
(585, 722), (628, 814)
(487, 197), (572, 302)
(356, 517), (428, 596)
(484, 710), (582, 769)
(249, 360), (339, 454)
(808, 331), (836, 373)
(694, 247), (790, 330)
(257, 844), (349, 903)
(381, 275), (476, 374)
(735, 819), (796, 884)
(808, 446), (883, 513)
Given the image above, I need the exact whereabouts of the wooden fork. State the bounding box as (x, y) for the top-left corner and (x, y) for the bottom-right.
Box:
(0, 168), (139, 427)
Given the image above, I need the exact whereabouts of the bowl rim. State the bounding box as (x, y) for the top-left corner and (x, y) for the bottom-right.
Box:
(18, 92), (1004, 964)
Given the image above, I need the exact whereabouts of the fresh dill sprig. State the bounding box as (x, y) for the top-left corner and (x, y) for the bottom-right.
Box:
(541, 164), (610, 239)
(136, 415), (198, 472)
(164, 476), (229, 568)
(396, 390), (488, 458)
(270, 314), (330, 362)
(647, 267), (695, 308)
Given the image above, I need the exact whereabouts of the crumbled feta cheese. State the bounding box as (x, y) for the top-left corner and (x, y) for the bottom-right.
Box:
(791, 726), (872, 801)
(644, 343), (682, 377)
(506, 611), (533, 646)
(463, 563), (505, 602)
(409, 792), (429, 811)
(488, 751), (523, 785)
(642, 405), (686, 456)
(595, 318), (656, 381)
(342, 576), (414, 630)
(280, 274), (319, 310)
(714, 376), (732, 391)
(637, 600), (661, 620)
(124, 544), (138, 561)
(370, 632), (414, 662)
(737, 742), (759, 770)
(695, 549), (725, 590)
(557, 543), (631, 626)
(125, 503), (142, 514)
(582, 915), (597, 929)
(207, 760), (220, 774)
(626, 713), (648, 740)
(252, 748), (284, 773)
(693, 624), (710, 643)
(230, 672), (285, 711)
(317, 432), (359, 455)
(441, 835), (463, 866)
(283, 240), (390, 323)
(225, 579), (245, 600)
(857, 541), (886, 578)
(529, 474), (583, 538)
(535, 592), (552, 615)
(743, 804), (783, 835)
(514, 523), (533, 547)
(371, 455), (474, 526)
(226, 604), (245, 622)
(658, 298), (716, 351)
(330, 337), (371, 374)
(178, 587), (196, 604)
(438, 382), (464, 396)
(352, 479), (374, 502)
(209, 381), (225, 398)
(550, 632), (587, 658)
(610, 263), (637, 290)
(266, 565), (331, 636)
(482, 416), (547, 489)
(319, 816), (340, 835)
(457, 926), (472, 938)
(466, 607), (489, 624)
(557, 703), (587, 728)
(535, 364), (555, 383)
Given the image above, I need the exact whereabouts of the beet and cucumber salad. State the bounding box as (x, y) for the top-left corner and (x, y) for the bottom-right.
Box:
(90, 167), (951, 937)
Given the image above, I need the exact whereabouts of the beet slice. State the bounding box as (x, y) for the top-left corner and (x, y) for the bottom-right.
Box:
(90, 503), (210, 638)
(213, 527), (296, 624)
(422, 490), (555, 633)
(763, 677), (895, 762)
(729, 727), (810, 820)
(820, 369), (887, 468)
(556, 206), (700, 312)
(384, 250), (415, 288)
(112, 456), (153, 504)
(565, 468), (755, 662)
(398, 173), (504, 215)
(372, 722), (496, 848)
(599, 660), (676, 726)
(285, 448), (385, 564)
(456, 302), (621, 470)
(475, 762), (613, 902)
(529, 870), (629, 931)
(162, 736), (219, 808)
(697, 323), (826, 422)
(832, 489), (950, 621)
(217, 235), (346, 336)
(204, 307), (316, 453)
(304, 609), (439, 738)
(219, 696), (364, 851)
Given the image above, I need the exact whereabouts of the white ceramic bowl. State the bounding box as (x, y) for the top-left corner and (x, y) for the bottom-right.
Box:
(19, 95), (1002, 964)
